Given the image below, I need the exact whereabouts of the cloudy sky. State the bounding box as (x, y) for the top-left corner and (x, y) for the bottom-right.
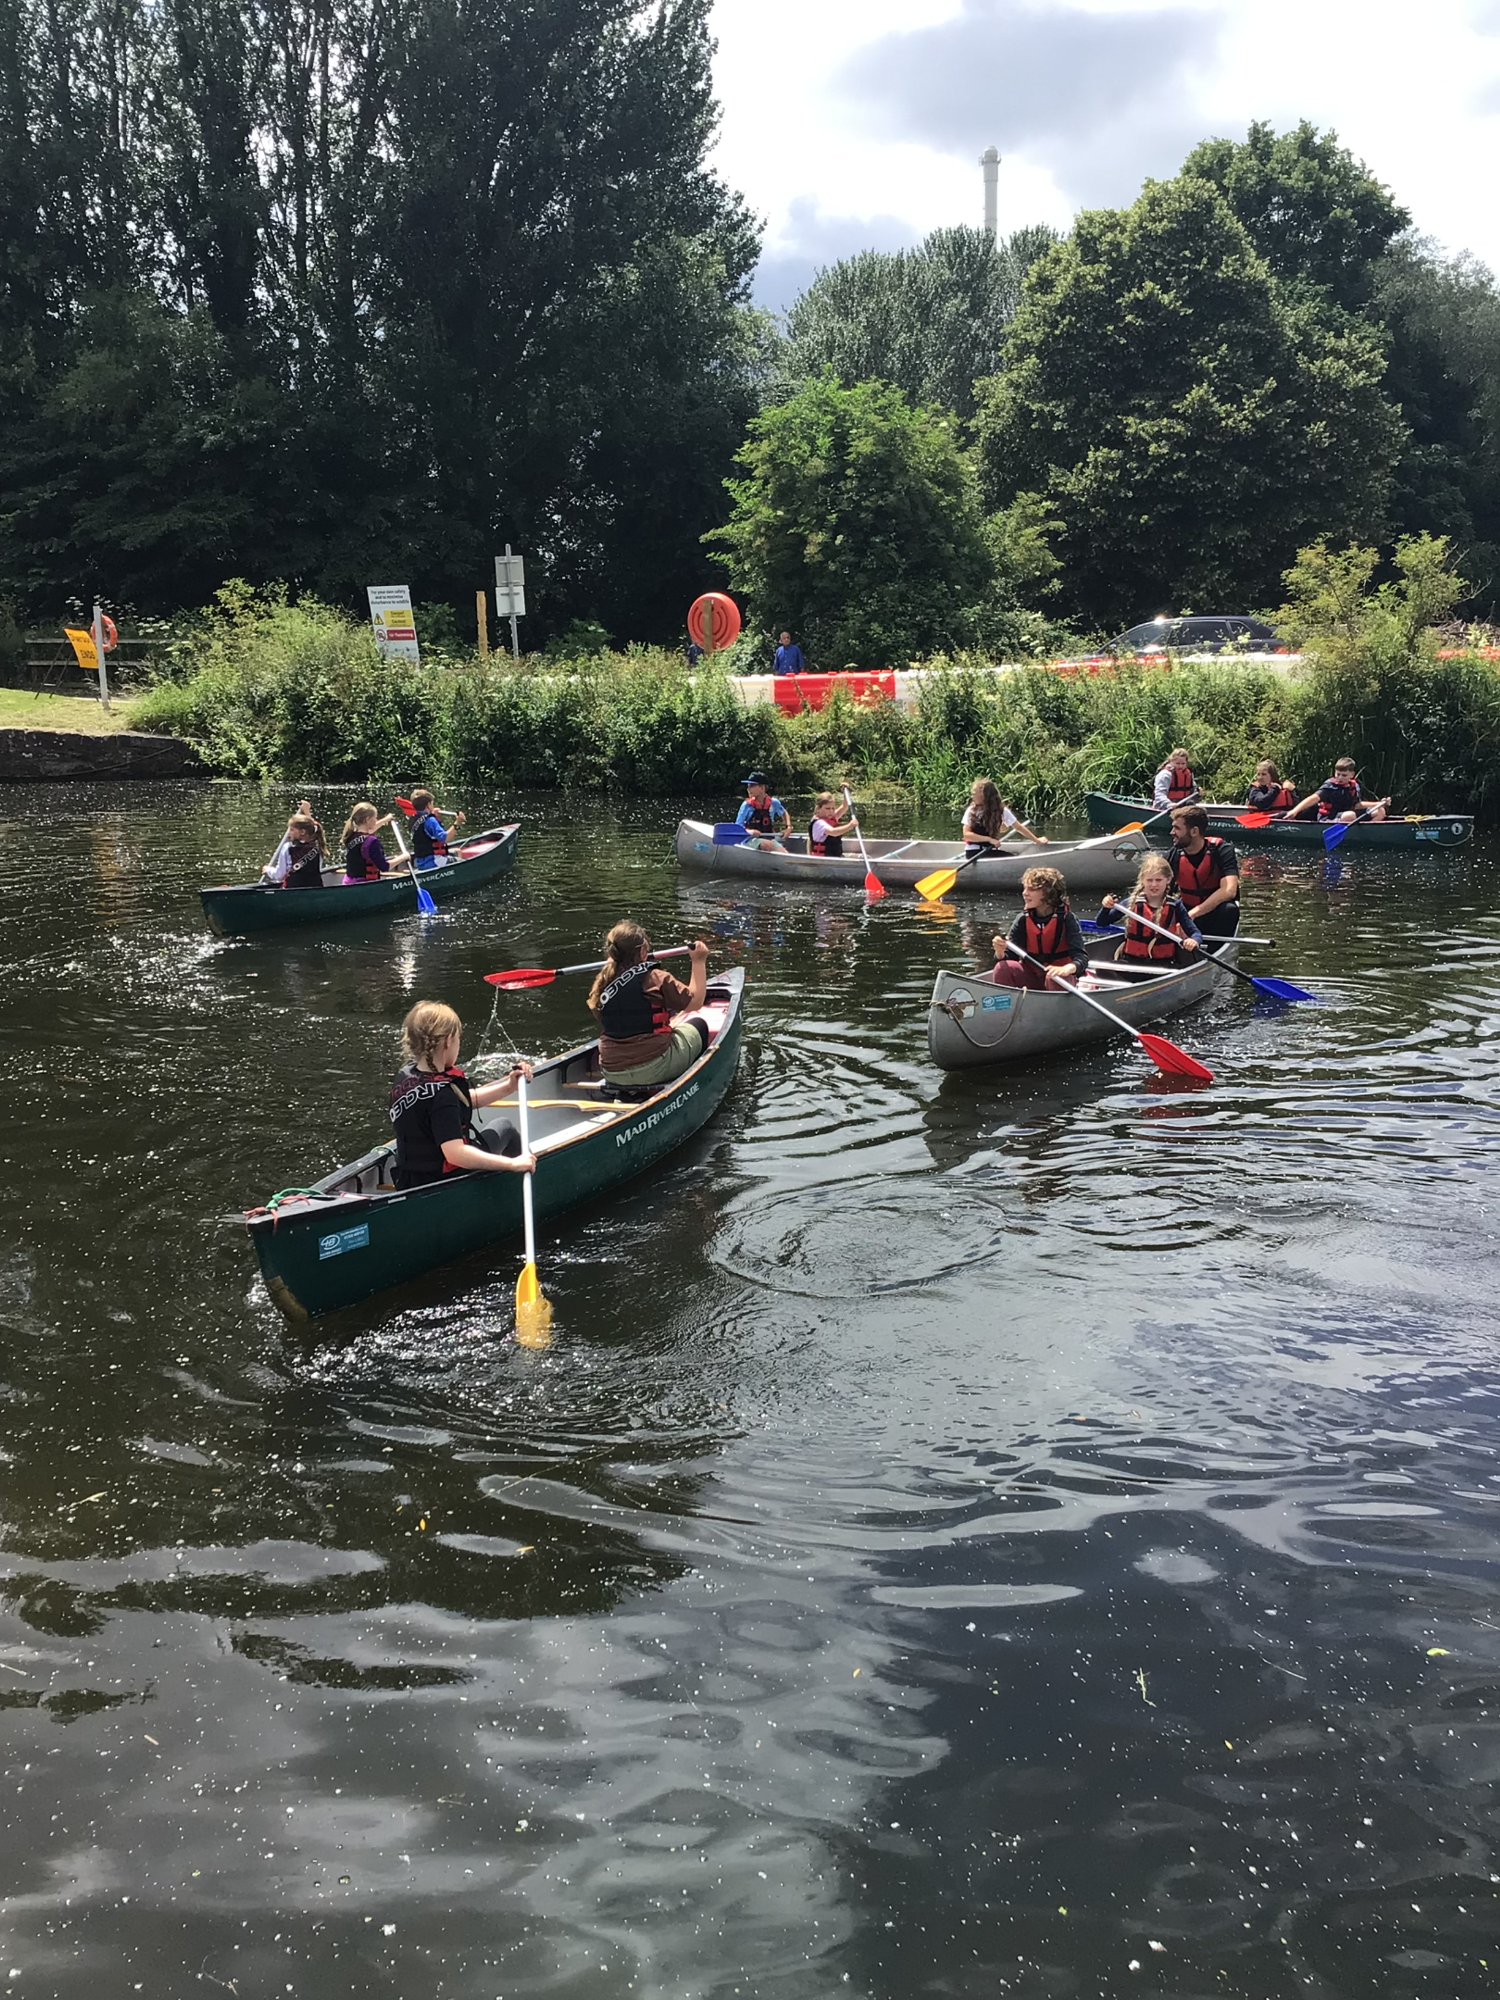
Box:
(709, 0), (1500, 313)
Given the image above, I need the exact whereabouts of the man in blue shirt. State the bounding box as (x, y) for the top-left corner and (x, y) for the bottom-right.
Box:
(773, 630), (805, 677)
(735, 771), (790, 849)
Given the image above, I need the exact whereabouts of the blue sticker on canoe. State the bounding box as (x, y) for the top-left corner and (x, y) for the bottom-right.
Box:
(319, 1223), (370, 1259)
(980, 994), (1015, 1011)
(693, 841), (711, 851)
(1416, 829), (1438, 841)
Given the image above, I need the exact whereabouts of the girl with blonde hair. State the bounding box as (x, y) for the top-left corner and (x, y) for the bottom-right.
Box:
(1098, 853), (1201, 965)
(388, 1001), (534, 1190)
(340, 802), (407, 884)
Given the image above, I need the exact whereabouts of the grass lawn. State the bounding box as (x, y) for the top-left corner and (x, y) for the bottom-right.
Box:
(0, 686), (144, 734)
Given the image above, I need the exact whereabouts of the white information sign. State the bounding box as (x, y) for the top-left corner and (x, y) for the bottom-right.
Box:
(367, 585), (421, 662)
(494, 552), (526, 620)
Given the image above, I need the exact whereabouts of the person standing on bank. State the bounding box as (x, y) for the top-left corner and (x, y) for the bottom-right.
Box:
(773, 631), (805, 677)
(1168, 805), (1240, 937)
(736, 772), (791, 850)
(1152, 747), (1198, 811)
(591, 924), (712, 1089)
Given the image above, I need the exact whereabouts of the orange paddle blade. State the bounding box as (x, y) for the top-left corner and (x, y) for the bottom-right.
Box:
(1137, 1033), (1213, 1082)
(485, 968), (556, 989)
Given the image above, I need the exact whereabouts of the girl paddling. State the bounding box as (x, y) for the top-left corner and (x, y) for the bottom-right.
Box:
(963, 778), (1046, 857)
(808, 792), (858, 856)
(1245, 760), (1297, 813)
(389, 1002), (535, 1190)
(262, 807), (327, 889)
(341, 803), (408, 883)
(591, 923), (711, 1088)
(1098, 853), (1202, 965)
(988, 866), (1087, 989)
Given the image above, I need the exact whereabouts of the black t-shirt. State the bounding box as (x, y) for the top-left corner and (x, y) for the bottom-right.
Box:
(388, 1064), (472, 1188)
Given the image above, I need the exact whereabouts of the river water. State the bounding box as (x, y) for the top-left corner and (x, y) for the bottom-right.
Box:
(2, 782), (1499, 2000)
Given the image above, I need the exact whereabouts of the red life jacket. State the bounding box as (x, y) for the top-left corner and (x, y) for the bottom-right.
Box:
(742, 795), (778, 835)
(1021, 907), (1075, 966)
(1121, 895), (1185, 962)
(344, 831), (384, 880)
(808, 818), (843, 857)
(1173, 837), (1230, 901)
(598, 959), (674, 1042)
(1318, 777), (1361, 820)
(1164, 763), (1195, 802)
(412, 814), (448, 861)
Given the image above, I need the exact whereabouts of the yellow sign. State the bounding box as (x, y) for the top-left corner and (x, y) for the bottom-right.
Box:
(65, 626), (100, 671)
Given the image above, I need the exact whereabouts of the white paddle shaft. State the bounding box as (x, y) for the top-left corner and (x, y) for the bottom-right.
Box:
(517, 1074), (537, 1266)
(1003, 940), (1153, 1047)
(841, 786), (879, 878)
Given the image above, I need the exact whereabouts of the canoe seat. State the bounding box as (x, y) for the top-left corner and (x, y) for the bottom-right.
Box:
(598, 1082), (658, 1103)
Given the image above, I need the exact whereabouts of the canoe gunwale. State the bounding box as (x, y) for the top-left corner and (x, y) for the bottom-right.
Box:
(1082, 792), (1473, 848)
(201, 822), (521, 934)
(675, 818), (1147, 891)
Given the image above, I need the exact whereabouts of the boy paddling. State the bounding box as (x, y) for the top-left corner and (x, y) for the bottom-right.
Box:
(736, 771), (790, 850)
(987, 867), (1088, 989)
(1283, 757), (1390, 825)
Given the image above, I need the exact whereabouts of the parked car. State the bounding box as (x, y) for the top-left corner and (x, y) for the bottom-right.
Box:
(1110, 615), (1287, 654)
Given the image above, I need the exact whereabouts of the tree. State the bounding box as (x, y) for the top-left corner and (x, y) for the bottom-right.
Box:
(975, 176), (1403, 626)
(779, 224), (1060, 420)
(710, 373), (998, 669)
(1183, 120), (1408, 311)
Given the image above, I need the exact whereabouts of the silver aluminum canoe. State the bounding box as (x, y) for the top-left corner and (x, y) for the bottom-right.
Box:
(675, 820), (1148, 893)
(926, 939), (1237, 1069)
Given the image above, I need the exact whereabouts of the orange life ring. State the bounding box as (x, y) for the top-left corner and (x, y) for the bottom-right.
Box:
(99, 614), (118, 652)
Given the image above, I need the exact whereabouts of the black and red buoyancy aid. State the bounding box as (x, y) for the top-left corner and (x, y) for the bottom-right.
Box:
(808, 818), (843, 857)
(1121, 895), (1185, 962)
(1318, 776), (1361, 819)
(1165, 763), (1196, 803)
(597, 959), (674, 1042)
(742, 794), (778, 836)
(285, 838), (324, 889)
(1174, 837), (1230, 902)
(387, 1063), (473, 1180)
(1021, 907), (1074, 966)
(412, 814), (448, 861)
(344, 831), (383, 880)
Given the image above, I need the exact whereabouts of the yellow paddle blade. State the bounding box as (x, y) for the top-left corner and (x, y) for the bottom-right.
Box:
(1114, 820), (1145, 833)
(914, 864), (959, 899)
(514, 1262), (553, 1348)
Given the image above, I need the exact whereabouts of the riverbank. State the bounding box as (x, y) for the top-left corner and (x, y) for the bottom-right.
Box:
(0, 687), (143, 733)
(0, 722), (203, 781)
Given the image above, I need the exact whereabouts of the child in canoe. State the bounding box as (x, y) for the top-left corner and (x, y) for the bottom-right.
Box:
(407, 788), (466, 870)
(988, 866), (1088, 988)
(963, 778), (1047, 857)
(341, 802), (409, 882)
(808, 792), (859, 856)
(261, 804), (327, 889)
(1283, 757), (1391, 824)
(1097, 853), (1202, 965)
(1244, 760), (1298, 812)
(590, 922), (711, 1087)
(389, 1002), (536, 1190)
(737, 772), (791, 849)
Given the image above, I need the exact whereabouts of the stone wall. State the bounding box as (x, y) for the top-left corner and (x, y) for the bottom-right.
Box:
(0, 729), (204, 781)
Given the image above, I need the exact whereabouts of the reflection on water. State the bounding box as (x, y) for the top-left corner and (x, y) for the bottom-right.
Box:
(1, 782), (1499, 1997)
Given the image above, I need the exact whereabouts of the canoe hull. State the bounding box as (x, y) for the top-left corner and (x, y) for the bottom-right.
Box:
(675, 820), (1147, 892)
(1082, 792), (1473, 849)
(201, 824), (520, 935)
(926, 943), (1234, 1070)
(245, 970), (745, 1316)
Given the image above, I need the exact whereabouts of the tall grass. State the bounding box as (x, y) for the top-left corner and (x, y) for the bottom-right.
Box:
(131, 588), (1500, 819)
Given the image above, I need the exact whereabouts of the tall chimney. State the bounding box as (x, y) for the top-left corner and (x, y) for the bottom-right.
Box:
(980, 146), (1000, 240)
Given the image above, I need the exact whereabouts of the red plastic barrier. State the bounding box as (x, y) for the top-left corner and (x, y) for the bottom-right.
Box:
(771, 671), (895, 712)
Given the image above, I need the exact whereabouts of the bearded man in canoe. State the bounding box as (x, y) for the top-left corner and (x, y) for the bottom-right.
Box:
(1168, 806), (1240, 937)
(1281, 758), (1390, 825)
(736, 771), (790, 850)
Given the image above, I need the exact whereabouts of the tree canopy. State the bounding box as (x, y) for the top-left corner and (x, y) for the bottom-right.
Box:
(711, 373), (1000, 670)
(974, 175), (1403, 626)
(0, 0), (761, 636)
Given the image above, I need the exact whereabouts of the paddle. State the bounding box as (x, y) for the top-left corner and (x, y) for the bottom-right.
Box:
(485, 945), (694, 991)
(1233, 812), (1274, 828)
(712, 822), (750, 844)
(513, 1075), (552, 1346)
(1001, 941), (1214, 1081)
(842, 786), (886, 899)
(1323, 807), (1385, 850)
(388, 818), (437, 915)
(1082, 920), (1277, 947)
(1098, 903), (1315, 1002)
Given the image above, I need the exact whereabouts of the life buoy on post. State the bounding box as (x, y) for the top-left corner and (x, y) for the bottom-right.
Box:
(687, 592), (741, 653)
(99, 614), (118, 652)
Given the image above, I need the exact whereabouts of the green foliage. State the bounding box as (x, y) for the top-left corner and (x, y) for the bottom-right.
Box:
(710, 373), (1013, 670)
(975, 175), (1403, 626)
(778, 225), (1061, 420)
(1183, 120), (1408, 310)
(0, 0), (760, 638)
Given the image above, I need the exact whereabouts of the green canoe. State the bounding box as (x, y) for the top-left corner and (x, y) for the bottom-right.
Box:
(200, 823), (520, 936)
(1083, 792), (1473, 849)
(243, 968), (745, 1317)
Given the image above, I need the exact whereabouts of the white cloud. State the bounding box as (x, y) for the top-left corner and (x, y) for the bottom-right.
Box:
(709, 0), (1500, 312)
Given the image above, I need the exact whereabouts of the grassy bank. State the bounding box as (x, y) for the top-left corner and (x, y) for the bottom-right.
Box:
(129, 592), (1500, 819)
(0, 687), (145, 734)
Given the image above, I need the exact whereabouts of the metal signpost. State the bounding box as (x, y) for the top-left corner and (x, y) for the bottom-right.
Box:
(495, 548), (525, 659)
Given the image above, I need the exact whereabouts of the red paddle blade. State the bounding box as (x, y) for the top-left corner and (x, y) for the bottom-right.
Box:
(484, 968), (557, 990)
(395, 796), (416, 815)
(864, 871), (887, 899)
(1137, 1033), (1213, 1082)
(1235, 812), (1273, 827)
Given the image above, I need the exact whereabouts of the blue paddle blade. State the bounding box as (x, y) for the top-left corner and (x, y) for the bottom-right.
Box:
(1078, 918), (1122, 934)
(414, 879), (438, 915)
(1322, 821), (1349, 850)
(712, 823), (749, 845)
(1249, 973), (1316, 1002)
